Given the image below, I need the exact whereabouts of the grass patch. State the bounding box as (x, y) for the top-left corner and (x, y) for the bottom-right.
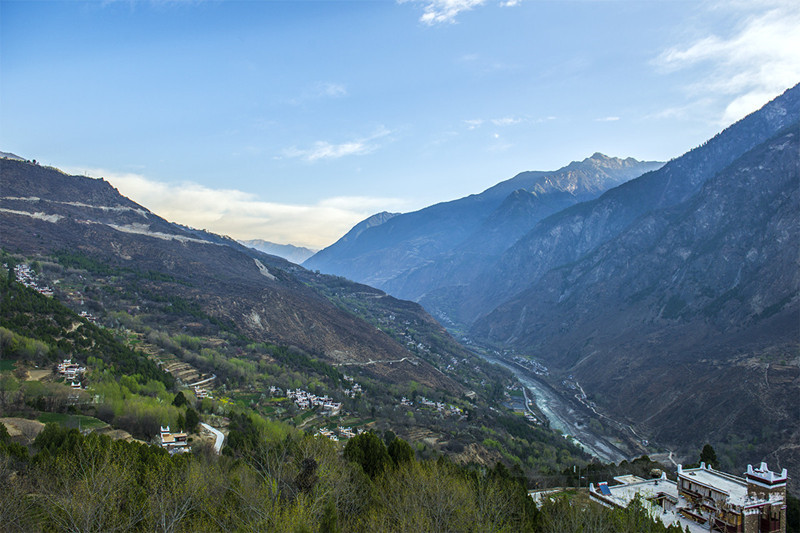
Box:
(0, 359), (16, 371)
(38, 412), (108, 430)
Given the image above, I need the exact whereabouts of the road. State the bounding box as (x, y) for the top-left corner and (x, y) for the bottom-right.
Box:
(200, 422), (224, 454)
(335, 357), (413, 366)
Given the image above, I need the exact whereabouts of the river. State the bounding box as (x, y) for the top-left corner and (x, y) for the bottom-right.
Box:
(480, 353), (631, 464)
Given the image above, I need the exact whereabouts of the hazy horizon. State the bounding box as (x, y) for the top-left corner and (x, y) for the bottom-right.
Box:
(2, 0), (798, 248)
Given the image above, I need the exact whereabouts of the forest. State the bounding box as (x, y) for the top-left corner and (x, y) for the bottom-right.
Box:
(1, 419), (692, 533)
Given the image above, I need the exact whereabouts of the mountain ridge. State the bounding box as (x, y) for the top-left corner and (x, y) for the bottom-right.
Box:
(469, 121), (800, 484)
(436, 84), (800, 325)
(239, 239), (316, 264)
(0, 159), (470, 394)
(305, 153), (663, 301)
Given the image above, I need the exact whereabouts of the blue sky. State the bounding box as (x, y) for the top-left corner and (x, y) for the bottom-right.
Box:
(2, 0), (798, 249)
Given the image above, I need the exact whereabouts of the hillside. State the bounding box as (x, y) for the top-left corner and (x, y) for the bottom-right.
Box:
(0, 159), (464, 392)
(1, 157), (598, 480)
(472, 123), (800, 471)
(457, 88), (800, 484)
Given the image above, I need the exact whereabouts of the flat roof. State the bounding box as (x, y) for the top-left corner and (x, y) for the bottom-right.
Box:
(605, 478), (679, 507)
(679, 468), (748, 505)
(614, 475), (646, 485)
(592, 479), (710, 533)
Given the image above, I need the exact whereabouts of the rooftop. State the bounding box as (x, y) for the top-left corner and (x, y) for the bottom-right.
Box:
(678, 464), (749, 506)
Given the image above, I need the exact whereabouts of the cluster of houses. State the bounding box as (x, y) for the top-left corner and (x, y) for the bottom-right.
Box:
(343, 383), (362, 398)
(510, 355), (549, 376)
(159, 425), (190, 454)
(12, 263), (54, 297)
(286, 389), (342, 415)
(57, 358), (86, 389)
(414, 396), (464, 417)
(194, 386), (212, 400)
(587, 462), (789, 533)
(315, 425), (366, 442)
(78, 310), (98, 324)
(342, 375), (363, 398)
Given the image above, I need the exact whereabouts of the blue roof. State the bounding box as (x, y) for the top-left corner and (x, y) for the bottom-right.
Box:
(599, 483), (612, 496)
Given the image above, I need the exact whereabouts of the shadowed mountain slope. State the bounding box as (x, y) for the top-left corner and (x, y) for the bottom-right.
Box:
(444, 85), (800, 326)
(466, 98), (800, 482)
(305, 154), (662, 302)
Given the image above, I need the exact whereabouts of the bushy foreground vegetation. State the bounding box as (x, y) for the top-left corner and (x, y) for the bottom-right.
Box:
(0, 420), (693, 533)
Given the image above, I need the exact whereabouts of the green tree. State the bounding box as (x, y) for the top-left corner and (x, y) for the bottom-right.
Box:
(699, 444), (717, 468)
(185, 408), (200, 433)
(387, 437), (414, 466)
(172, 391), (188, 407)
(343, 432), (390, 479)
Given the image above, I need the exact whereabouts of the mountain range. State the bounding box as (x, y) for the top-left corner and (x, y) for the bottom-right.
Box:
(239, 239), (316, 264)
(0, 159), (474, 395)
(306, 84), (800, 482)
(304, 153), (663, 303)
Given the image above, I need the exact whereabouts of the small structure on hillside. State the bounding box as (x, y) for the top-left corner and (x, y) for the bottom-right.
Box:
(589, 462), (788, 533)
(194, 386), (212, 400)
(159, 425), (190, 454)
(58, 359), (86, 380)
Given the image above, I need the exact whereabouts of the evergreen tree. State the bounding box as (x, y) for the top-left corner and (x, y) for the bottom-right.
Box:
(699, 444), (717, 467)
(184, 408), (200, 433)
(343, 432), (390, 478)
(172, 391), (187, 408)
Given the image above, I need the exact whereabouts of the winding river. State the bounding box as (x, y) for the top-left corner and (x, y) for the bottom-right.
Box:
(480, 353), (630, 464)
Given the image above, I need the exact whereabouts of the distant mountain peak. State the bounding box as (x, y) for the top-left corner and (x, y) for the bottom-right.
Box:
(334, 211), (399, 244)
(239, 239), (316, 264)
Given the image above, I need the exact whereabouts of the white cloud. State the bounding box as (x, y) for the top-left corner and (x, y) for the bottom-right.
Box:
(403, 0), (523, 25)
(66, 168), (409, 249)
(595, 116), (620, 122)
(655, 2), (800, 124)
(282, 127), (392, 162)
(420, 0), (486, 25)
(316, 82), (347, 99)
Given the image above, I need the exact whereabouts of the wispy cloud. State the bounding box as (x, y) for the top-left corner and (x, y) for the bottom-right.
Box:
(289, 81), (348, 105)
(281, 127), (392, 162)
(464, 116), (523, 129)
(490, 117), (522, 126)
(402, 0), (522, 25)
(654, 1), (800, 124)
(595, 116), (620, 122)
(67, 168), (409, 249)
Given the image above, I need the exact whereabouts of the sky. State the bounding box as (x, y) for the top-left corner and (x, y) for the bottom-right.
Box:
(1, 0), (798, 250)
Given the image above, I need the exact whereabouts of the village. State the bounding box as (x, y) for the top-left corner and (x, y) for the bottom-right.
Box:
(11, 262), (54, 297)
